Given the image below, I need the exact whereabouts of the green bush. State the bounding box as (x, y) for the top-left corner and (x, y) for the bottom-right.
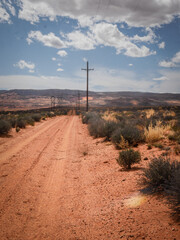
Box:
(47, 112), (55, 118)
(24, 116), (35, 126)
(111, 125), (144, 147)
(16, 118), (26, 129)
(103, 121), (119, 140)
(0, 119), (11, 134)
(117, 149), (141, 169)
(168, 168), (180, 221)
(31, 113), (41, 122)
(142, 157), (179, 190)
(88, 117), (106, 138)
(16, 127), (20, 132)
(111, 128), (122, 147)
(9, 117), (17, 128)
(82, 112), (100, 124)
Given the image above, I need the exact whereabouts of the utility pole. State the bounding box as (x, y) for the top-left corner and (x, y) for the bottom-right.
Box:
(81, 61), (94, 112)
(50, 96), (55, 110)
(78, 91), (80, 111)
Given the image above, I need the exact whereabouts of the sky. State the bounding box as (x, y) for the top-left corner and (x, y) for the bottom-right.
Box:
(0, 0), (180, 93)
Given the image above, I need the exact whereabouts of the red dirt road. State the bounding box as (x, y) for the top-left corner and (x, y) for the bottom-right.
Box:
(0, 116), (179, 240)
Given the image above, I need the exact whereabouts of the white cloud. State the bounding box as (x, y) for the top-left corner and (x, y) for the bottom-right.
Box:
(159, 51), (180, 67)
(1, 68), (180, 93)
(57, 63), (62, 66)
(66, 30), (96, 50)
(88, 68), (154, 92)
(129, 64), (133, 67)
(91, 22), (156, 57)
(83, 57), (87, 62)
(25, 24), (156, 58)
(158, 42), (165, 49)
(0, 4), (11, 23)
(52, 57), (56, 61)
(57, 68), (64, 72)
(172, 51), (180, 63)
(17, 0), (180, 27)
(77, 15), (96, 27)
(57, 50), (67, 57)
(159, 60), (176, 68)
(153, 76), (168, 81)
(131, 28), (156, 43)
(18, 0), (56, 24)
(150, 69), (180, 93)
(0, 0), (15, 23)
(27, 31), (66, 49)
(14, 60), (35, 73)
(0, 75), (79, 90)
(0, 0), (16, 23)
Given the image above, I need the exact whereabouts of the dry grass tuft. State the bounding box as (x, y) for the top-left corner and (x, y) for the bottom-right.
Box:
(102, 111), (118, 123)
(118, 135), (129, 149)
(144, 121), (165, 143)
(163, 110), (176, 118)
(145, 109), (155, 119)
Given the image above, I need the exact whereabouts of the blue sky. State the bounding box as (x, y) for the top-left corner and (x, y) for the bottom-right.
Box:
(0, 0), (180, 93)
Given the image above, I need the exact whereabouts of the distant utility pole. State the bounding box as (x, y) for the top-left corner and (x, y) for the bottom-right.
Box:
(50, 96), (55, 110)
(81, 61), (94, 112)
(78, 91), (80, 111)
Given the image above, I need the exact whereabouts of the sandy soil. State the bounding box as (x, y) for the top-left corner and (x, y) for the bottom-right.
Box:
(0, 116), (179, 240)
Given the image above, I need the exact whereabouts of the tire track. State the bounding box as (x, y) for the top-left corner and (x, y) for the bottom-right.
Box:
(0, 117), (62, 165)
(16, 116), (78, 240)
(0, 116), (69, 218)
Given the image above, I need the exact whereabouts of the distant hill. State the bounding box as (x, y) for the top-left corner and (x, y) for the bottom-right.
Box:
(0, 89), (180, 111)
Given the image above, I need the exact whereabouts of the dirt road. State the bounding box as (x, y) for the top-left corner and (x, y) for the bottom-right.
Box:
(0, 116), (179, 240)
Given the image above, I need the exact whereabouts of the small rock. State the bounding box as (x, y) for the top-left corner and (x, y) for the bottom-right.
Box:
(144, 157), (148, 160)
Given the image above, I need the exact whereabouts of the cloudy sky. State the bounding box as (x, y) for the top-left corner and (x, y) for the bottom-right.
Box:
(0, 0), (180, 92)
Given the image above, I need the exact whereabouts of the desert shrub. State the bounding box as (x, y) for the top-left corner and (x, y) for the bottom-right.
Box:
(111, 129), (129, 149)
(103, 121), (119, 140)
(115, 115), (126, 124)
(24, 116), (35, 126)
(84, 112), (117, 140)
(169, 133), (180, 143)
(153, 143), (164, 149)
(16, 127), (20, 132)
(168, 134), (177, 141)
(31, 113), (41, 122)
(120, 125), (144, 145)
(117, 149), (141, 169)
(9, 117), (17, 128)
(0, 119), (11, 134)
(82, 112), (100, 124)
(142, 157), (180, 190)
(16, 118), (26, 128)
(174, 145), (180, 155)
(164, 115), (174, 121)
(47, 112), (55, 118)
(147, 144), (152, 150)
(111, 125), (144, 147)
(167, 168), (180, 221)
(88, 117), (106, 138)
(111, 128), (123, 147)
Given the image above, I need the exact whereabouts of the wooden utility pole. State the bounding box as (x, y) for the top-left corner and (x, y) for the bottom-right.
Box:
(81, 61), (94, 112)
